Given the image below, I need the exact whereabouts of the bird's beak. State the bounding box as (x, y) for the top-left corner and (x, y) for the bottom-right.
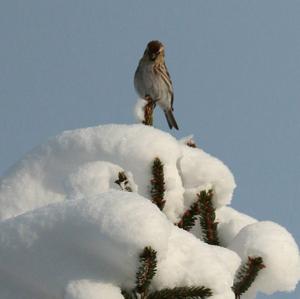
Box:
(150, 53), (156, 60)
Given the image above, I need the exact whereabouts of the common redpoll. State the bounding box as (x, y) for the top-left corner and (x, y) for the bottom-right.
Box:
(134, 40), (179, 130)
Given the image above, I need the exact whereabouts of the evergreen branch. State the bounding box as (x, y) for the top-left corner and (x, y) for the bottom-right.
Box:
(150, 157), (166, 210)
(232, 256), (265, 299)
(147, 286), (213, 299)
(143, 96), (155, 126)
(135, 247), (157, 296)
(177, 200), (200, 231)
(198, 190), (219, 245)
(115, 171), (133, 192)
(186, 139), (197, 148)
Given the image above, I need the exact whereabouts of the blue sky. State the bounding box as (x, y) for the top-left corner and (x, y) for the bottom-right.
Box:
(0, 1), (299, 298)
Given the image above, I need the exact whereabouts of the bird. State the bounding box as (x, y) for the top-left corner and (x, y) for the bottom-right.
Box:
(134, 40), (179, 130)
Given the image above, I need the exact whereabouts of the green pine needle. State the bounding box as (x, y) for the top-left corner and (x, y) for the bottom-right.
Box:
(135, 247), (157, 295)
(150, 157), (166, 210)
(233, 256), (265, 298)
(177, 200), (201, 231)
(115, 171), (133, 192)
(147, 286), (213, 299)
(198, 190), (219, 245)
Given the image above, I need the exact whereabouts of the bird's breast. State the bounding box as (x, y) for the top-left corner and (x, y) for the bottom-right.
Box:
(135, 62), (172, 109)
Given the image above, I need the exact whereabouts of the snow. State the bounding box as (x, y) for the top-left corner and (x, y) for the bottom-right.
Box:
(0, 124), (184, 222)
(229, 221), (300, 296)
(65, 281), (123, 299)
(179, 144), (236, 210)
(0, 192), (170, 299)
(0, 124), (234, 223)
(133, 98), (147, 123)
(216, 206), (257, 246)
(0, 191), (239, 299)
(154, 228), (240, 299)
(0, 123), (298, 299)
(65, 161), (138, 199)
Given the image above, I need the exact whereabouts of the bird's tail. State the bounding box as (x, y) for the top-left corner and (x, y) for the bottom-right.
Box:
(164, 110), (179, 130)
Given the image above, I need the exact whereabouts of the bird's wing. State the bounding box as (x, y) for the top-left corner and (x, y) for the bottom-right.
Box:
(154, 62), (174, 109)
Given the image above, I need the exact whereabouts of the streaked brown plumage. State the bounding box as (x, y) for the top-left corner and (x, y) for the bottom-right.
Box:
(134, 40), (179, 130)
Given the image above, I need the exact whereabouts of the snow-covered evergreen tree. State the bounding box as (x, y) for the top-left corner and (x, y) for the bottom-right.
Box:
(0, 100), (298, 299)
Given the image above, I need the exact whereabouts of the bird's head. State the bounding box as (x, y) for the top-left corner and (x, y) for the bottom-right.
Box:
(144, 40), (165, 61)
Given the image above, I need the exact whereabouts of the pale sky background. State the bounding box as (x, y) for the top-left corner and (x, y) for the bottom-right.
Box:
(0, 1), (299, 298)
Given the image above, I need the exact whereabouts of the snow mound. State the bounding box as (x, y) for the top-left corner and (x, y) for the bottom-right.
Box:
(154, 228), (240, 299)
(0, 124), (235, 222)
(65, 281), (123, 299)
(217, 206), (257, 246)
(229, 221), (300, 295)
(0, 123), (298, 299)
(179, 145), (236, 209)
(0, 191), (239, 299)
(65, 161), (137, 199)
